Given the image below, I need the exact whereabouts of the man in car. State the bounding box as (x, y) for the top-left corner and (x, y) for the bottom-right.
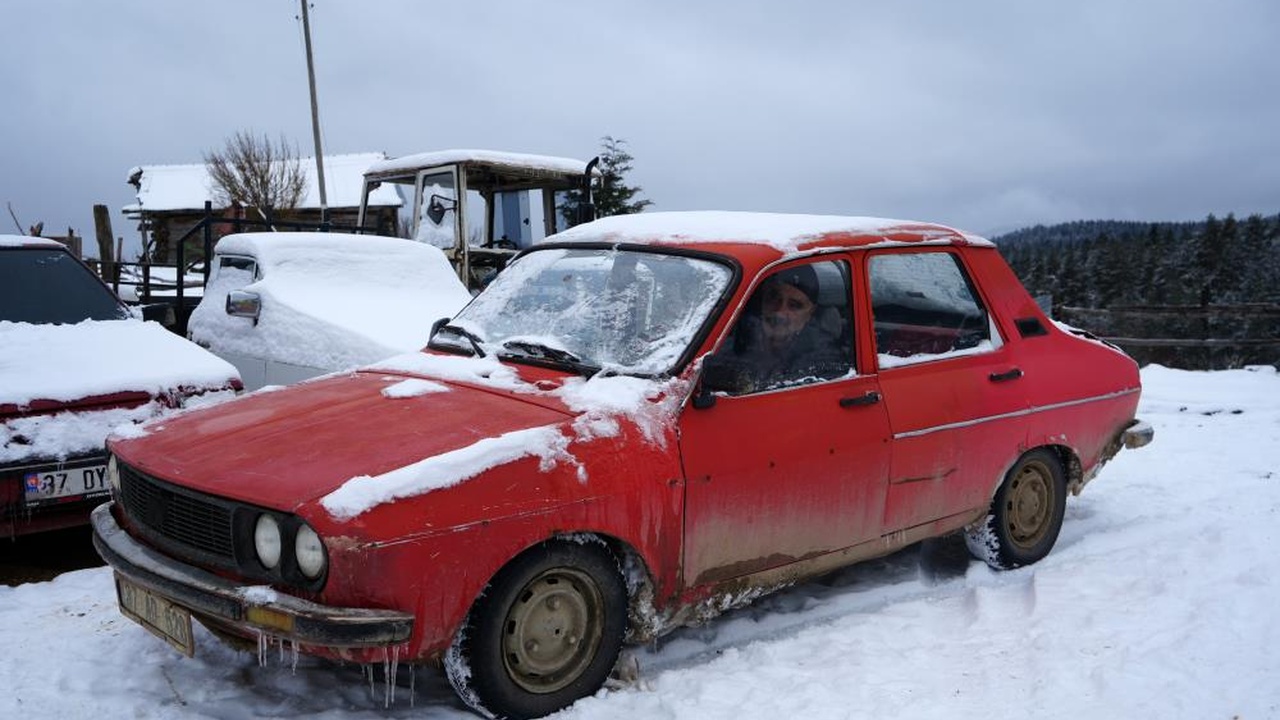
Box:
(728, 264), (847, 391)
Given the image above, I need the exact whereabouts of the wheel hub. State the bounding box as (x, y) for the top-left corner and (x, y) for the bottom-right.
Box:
(502, 568), (604, 694)
(1006, 461), (1053, 548)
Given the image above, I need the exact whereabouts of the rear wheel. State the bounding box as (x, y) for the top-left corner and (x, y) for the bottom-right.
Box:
(966, 449), (1067, 569)
(446, 541), (626, 719)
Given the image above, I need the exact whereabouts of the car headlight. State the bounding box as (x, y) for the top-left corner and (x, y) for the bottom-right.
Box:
(254, 514), (282, 569)
(294, 523), (327, 579)
(107, 455), (120, 493)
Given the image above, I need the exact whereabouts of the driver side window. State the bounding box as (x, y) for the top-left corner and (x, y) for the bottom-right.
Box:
(715, 259), (854, 394)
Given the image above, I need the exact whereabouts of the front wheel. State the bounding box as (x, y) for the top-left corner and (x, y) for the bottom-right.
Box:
(446, 541), (627, 719)
(966, 449), (1067, 570)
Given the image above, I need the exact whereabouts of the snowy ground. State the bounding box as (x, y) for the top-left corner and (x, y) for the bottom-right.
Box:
(2, 365), (1276, 719)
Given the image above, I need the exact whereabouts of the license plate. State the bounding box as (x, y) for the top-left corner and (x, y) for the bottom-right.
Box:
(116, 575), (195, 657)
(23, 463), (109, 506)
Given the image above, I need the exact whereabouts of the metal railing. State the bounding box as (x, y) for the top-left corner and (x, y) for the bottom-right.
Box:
(111, 202), (372, 333)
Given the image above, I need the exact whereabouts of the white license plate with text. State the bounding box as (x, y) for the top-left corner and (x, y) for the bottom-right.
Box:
(23, 463), (109, 506)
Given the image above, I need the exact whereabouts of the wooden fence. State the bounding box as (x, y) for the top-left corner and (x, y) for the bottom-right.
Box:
(1056, 304), (1280, 370)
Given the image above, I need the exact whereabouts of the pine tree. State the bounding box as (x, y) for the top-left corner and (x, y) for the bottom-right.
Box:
(1237, 214), (1269, 301)
(561, 136), (653, 225)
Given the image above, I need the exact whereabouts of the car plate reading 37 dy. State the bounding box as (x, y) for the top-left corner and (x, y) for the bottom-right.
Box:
(116, 575), (195, 657)
(23, 463), (108, 506)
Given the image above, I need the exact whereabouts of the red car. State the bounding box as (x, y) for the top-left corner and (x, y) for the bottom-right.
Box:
(1, 235), (241, 537)
(92, 212), (1151, 718)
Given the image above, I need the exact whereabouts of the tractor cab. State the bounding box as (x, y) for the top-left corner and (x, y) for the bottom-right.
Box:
(357, 150), (598, 289)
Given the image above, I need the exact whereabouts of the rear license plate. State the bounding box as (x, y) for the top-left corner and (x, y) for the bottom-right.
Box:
(116, 575), (195, 657)
(23, 463), (109, 506)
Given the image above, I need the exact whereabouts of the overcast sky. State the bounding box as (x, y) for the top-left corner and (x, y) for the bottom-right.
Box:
(3, 0), (1277, 258)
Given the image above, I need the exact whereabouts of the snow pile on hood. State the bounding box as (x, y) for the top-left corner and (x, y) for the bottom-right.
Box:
(0, 319), (238, 408)
(320, 354), (681, 519)
(188, 233), (472, 371)
(3, 389), (237, 463)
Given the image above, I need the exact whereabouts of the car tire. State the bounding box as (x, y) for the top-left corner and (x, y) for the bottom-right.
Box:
(445, 540), (627, 719)
(965, 449), (1067, 570)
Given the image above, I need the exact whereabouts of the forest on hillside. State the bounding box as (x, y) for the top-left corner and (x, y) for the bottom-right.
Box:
(993, 213), (1280, 369)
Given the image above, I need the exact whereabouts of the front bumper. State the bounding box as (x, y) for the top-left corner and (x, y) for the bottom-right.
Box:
(91, 502), (413, 648)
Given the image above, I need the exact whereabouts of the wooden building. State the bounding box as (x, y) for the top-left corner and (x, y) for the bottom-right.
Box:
(124, 152), (402, 263)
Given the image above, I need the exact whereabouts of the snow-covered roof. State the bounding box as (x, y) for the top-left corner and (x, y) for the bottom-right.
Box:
(124, 152), (402, 214)
(546, 212), (992, 254)
(365, 149), (595, 178)
(0, 234), (62, 248)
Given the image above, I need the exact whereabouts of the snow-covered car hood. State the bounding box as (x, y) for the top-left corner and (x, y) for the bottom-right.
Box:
(106, 369), (574, 513)
(0, 319), (239, 411)
(188, 233), (472, 371)
(107, 351), (680, 521)
(0, 319), (241, 463)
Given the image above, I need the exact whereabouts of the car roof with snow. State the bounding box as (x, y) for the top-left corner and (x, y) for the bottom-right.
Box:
(545, 211), (993, 257)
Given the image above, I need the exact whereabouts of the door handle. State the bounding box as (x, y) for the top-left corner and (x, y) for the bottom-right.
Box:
(839, 391), (881, 408)
(989, 368), (1024, 383)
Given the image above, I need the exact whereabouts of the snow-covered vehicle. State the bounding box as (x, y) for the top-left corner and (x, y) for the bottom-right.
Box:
(187, 232), (472, 391)
(357, 149), (599, 289)
(0, 236), (240, 537)
(92, 212), (1152, 718)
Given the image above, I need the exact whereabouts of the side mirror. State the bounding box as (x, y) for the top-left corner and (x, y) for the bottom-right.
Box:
(426, 194), (456, 226)
(226, 290), (261, 325)
(429, 317), (449, 339)
(693, 355), (754, 409)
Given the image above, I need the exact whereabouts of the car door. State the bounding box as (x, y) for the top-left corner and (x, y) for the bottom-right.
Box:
(678, 257), (892, 588)
(865, 249), (1029, 533)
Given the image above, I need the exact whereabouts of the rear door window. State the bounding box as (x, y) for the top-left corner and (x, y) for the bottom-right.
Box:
(869, 251), (1000, 368)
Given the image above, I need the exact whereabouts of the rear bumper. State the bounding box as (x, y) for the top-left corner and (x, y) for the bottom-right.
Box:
(91, 502), (413, 648)
(1069, 418), (1154, 496)
(1, 453), (109, 537)
(1122, 419), (1154, 449)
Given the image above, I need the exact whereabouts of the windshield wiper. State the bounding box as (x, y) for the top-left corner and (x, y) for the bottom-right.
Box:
(501, 339), (584, 367)
(435, 323), (487, 357)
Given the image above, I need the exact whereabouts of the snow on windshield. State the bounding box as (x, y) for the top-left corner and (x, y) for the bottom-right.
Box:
(441, 247), (732, 374)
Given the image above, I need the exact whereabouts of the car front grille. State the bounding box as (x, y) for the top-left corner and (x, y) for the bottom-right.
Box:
(117, 463), (236, 564)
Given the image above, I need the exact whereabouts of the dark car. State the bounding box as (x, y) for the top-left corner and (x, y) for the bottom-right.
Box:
(1, 236), (241, 536)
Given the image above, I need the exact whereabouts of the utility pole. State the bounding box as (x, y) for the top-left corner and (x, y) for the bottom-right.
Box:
(299, 0), (328, 218)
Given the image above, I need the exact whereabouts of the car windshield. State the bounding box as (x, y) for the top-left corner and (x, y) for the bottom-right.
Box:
(0, 248), (128, 324)
(434, 247), (733, 375)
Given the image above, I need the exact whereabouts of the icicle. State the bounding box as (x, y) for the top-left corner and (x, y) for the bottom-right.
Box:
(278, 635), (285, 664)
(381, 646), (398, 708)
(409, 661), (416, 708)
(256, 631), (268, 667)
(365, 663), (374, 700)
(289, 638), (299, 675)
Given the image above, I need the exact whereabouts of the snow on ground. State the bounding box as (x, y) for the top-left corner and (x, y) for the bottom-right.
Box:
(1, 365), (1277, 719)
